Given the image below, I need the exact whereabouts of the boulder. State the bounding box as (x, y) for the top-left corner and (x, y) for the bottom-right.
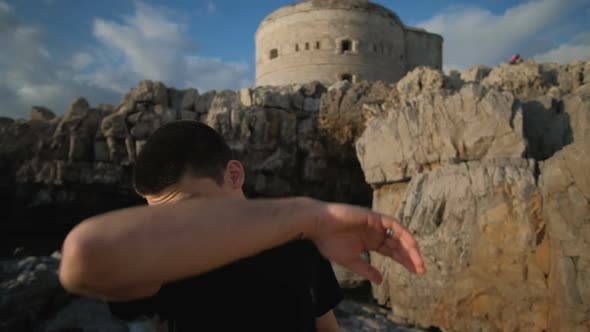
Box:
(370, 183), (409, 305)
(335, 300), (424, 332)
(251, 85), (302, 110)
(461, 65), (491, 83)
(378, 159), (547, 332)
(181, 88), (199, 111)
(320, 80), (392, 147)
(396, 67), (445, 97)
(0, 119), (55, 163)
(520, 96), (572, 160)
(482, 60), (589, 100)
(562, 83), (590, 142)
(122, 80), (168, 108)
(0, 256), (65, 332)
(30, 107), (56, 122)
(52, 98), (104, 162)
(240, 88), (253, 107)
(38, 298), (128, 332)
(0, 117), (14, 126)
(195, 90), (216, 114)
(483, 61), (551, 100)
(101, 111), (128, 139)
(357, 84), (526, 184)
(540, 137), (590, 332)
(540, 60), (586, 96)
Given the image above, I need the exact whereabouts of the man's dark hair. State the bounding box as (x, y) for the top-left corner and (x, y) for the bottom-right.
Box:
(133, 120), (233, 196)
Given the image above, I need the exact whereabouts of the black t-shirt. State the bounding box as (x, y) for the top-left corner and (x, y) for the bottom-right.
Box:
(109, 240), (342, 332)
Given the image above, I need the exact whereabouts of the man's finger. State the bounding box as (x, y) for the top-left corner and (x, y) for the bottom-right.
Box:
(395, 234), (427, 275)
(378, 215), (427, 275)
(344, 258), (383, 284)
(387, 222), (427, 274)
(381, 238), (427, 274)
(379, 244), (417, 273)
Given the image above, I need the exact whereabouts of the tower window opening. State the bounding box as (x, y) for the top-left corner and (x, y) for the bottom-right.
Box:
(305, 42), (310, 50)
(296, 44), (300, 52)
(341, 73), (353, 82)
(316, 41), (321, 49)
(341, 40), (352, 53)
(270, 49), (278, 60)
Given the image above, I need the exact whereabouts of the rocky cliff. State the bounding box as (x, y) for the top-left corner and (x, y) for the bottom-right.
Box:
(1, 59), (589, 331)
(362, 60), (589, 332)
(0, 80), (373, 256)
(0, 77), (377, 331)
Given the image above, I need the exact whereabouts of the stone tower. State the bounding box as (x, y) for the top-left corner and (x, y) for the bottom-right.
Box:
(255, 0), (443, 87)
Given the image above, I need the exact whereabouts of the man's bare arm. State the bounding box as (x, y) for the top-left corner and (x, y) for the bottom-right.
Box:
(316, 310), (340, 332)
(60, 197), (313, 300)
(59, 197), (426, 301)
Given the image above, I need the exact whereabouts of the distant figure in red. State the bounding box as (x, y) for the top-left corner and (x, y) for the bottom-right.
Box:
(509, 54), (522, 64)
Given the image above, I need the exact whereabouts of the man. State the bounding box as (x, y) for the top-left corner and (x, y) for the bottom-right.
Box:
(59, 121), (426, 331)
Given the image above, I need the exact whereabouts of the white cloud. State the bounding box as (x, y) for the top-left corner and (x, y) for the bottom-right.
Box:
(533, 33), (590, 63)
(207, 1), (216, 14)
(0, 1), (12, 13)
(0, 1), (120, 119)
(185, 56), (250, 91)
(0, 1), (251, 119)
(82, 1), (250, 93)
(417, 0), (581, 70)
(71, 52), (95, 70)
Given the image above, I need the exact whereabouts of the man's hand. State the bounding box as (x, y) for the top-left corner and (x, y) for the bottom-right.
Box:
(306, 201), (426, 284)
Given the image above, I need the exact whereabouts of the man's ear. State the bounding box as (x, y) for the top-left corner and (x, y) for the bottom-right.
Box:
(225, 160), (245, 189)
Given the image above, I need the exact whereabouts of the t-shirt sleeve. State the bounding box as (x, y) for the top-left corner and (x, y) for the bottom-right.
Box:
(313, 255), (343, 317)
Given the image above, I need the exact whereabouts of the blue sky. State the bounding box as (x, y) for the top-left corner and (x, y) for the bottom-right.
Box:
(1, 0), (589, 118)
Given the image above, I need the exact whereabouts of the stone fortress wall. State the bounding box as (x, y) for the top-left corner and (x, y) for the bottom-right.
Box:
(255, 0), (443, 86)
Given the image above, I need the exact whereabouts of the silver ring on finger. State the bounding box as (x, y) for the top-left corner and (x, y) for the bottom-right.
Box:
(385, 228), (394, 239)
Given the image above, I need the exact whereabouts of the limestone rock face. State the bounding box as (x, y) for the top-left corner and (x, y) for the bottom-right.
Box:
(204, 83), (371, 201)
(30, 107), (56, 122)
(319, 80), (392, 148)
(540, 138), (590, 332)
(460, 65), (491, 83)
(123, 80), (168, 108)
(483, 61), (550, 99)
(482, 60), (587, 100)
(396, 67), (445, 98)
(519, 96), (572, 160)
(357, 84), (526, 184)
(52, 98), (105, 162)
(2, 60), (589, 331)
(363, 62), (590, 332)
(377, 160), (547, 332)
(0, 119), (55, 163)
(563, 84), (590, 142)
(0, 80), (372, 236)
(541, 61), (587, 96)
(370, 182), (408, 305)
